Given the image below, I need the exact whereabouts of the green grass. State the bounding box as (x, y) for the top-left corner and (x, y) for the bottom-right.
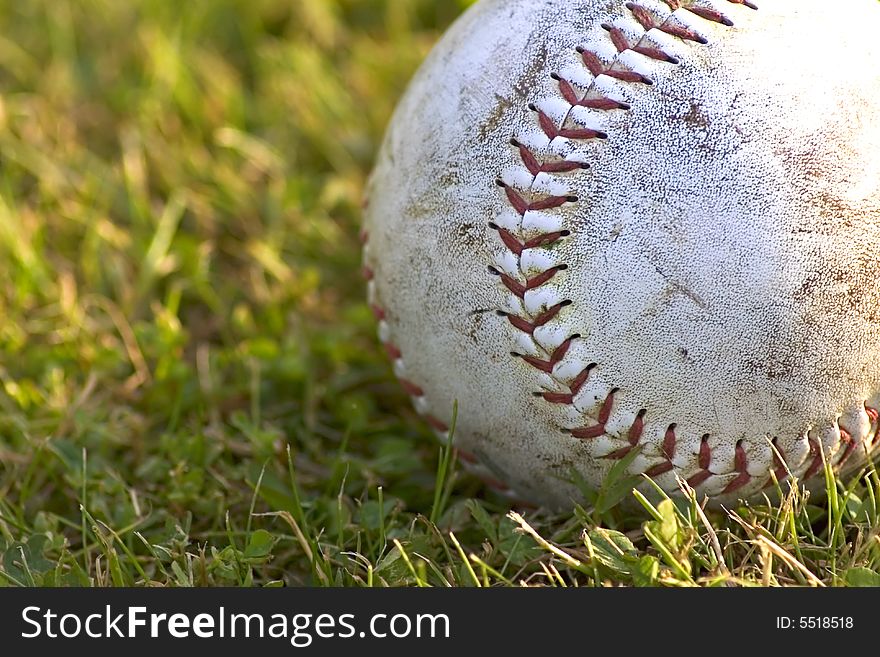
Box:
(1, 0), (879, 588)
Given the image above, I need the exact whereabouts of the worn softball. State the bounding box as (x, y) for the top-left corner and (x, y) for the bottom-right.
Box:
(362, 0), (880, 509)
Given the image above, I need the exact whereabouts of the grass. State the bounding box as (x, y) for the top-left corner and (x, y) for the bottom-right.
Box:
(0, 0), (879, 588)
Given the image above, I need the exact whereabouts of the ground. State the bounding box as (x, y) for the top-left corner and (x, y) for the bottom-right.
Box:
(0, 0), (879, 587)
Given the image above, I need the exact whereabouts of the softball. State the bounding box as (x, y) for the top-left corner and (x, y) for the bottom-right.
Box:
(362, 0), (880, 509)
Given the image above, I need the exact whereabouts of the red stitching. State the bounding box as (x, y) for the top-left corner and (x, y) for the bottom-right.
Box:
(457, 449), (477, 464)
(518, 335), (577, 374)
(548, 77), (631, 111)
(477, 475), (510, 493)
(644, 424), (679, 475)
(498, 178), (579, 214)
(684, 435), (712, 486)
(490, 263), (568, 298)
(722, 441), (751, 494)
(511, 138), (591, 174)
(577, 46), (652, 84)
(865, 405), (879, 447)
(682, 7), (734, 27)
(764, 438), (790, 488)
(541, 362), (594, 404)
(425, 414), (449, 432)
(602, 408), (646, 460)
(488, 223), (571, 256)
(364, 231), (440, 426)
(662, 425), (677, 459)
(803, 438), (825, 480)
(535, 105), (609, 140)
(571, 389), (619, 440)
(602, 24), (679, 64)
(501, 300), (571, 335)
(626, 3), (708, 44)
(398, 378), (424, 398)
(384, 342), (402, 360)
(724, 0), (759, 9)
(836, 429), (857, 467)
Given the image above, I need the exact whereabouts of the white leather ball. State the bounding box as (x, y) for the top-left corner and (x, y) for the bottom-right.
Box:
(362, 0), (880, 509)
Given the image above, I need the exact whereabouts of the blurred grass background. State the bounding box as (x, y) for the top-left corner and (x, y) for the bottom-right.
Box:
(0, 0), (485, 586)
(1, 0), (879, 587)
